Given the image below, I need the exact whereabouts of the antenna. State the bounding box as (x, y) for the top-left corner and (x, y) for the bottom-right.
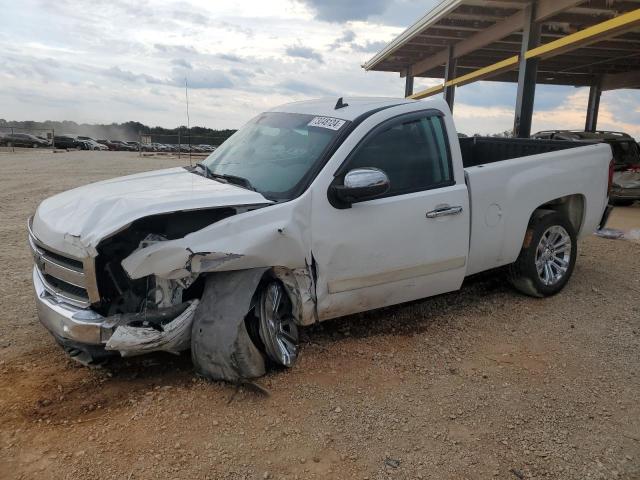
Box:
(335, 97), (349, 110)
(185, 77), (192, 167)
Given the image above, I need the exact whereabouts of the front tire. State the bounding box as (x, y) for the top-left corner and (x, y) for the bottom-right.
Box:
(257, 280), (299, 368)
(191, 271), (267, 382)
(508, 211), (577, 298)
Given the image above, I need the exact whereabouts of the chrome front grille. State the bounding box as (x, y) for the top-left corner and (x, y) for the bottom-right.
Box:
(28, 218), (100, 308)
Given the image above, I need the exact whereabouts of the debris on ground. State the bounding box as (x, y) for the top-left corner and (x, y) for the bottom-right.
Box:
(594, 228), (625, 239)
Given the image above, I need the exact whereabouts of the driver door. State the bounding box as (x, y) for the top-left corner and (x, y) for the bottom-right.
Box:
(311, 110), (470, 320)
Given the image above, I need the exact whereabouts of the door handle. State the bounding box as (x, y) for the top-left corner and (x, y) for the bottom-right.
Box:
(426, 205), (463, 218)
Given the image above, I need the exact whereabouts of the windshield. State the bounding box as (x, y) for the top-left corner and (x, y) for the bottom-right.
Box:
(201, 112), (348, 200)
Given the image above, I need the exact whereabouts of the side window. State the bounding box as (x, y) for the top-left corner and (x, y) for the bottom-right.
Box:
(346, 114), (453, 197)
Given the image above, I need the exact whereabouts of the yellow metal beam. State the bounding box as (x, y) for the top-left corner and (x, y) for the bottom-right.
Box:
(406, 8), (640, 99)
(409, 83), (445, 100)
(408, 56), (518, 99)
(444, 56), (519, 88)
(525, 8), (640, 60)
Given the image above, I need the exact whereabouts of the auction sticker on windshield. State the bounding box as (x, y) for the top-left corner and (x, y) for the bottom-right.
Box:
(307, 116), (346, 131)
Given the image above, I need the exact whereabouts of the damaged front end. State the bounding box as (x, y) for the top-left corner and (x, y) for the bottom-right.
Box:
(32, 262), (201, 365)
(31, 207), (248, 363)
(32, 199), (318, 376)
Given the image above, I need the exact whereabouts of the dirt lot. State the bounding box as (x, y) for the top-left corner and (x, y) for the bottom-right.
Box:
(1, 150), (639, 480)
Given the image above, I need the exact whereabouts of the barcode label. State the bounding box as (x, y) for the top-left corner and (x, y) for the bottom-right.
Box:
(307, 116), (346, 131)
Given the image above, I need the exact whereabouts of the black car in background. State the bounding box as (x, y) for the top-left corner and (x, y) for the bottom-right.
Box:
(532, 130), (640, 206)
(1, 133), (50, 148)
(97, 139), (119, 150)
(53, 135), (83, 149)
(110, 140), (137, 151)
(532, 130), (639, 168)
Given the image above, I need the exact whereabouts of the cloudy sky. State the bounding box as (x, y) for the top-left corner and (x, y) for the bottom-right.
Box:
(1, 0), (639, 137)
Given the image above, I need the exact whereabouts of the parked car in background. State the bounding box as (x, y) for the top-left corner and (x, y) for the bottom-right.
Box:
(0, 133), (50, 148)
(81, 139), (108, 151)
(125, 141), (141, 151)
(77, 136), (107, 150)
(96, 139), (118, 150)
(194, 144), (217, 153)
(532, 130), (640, 206)
(151, 143), (169, 152)
(53, 135), (83, 149)
(140, 143), (157, 152)
(110, 140), (136, 151)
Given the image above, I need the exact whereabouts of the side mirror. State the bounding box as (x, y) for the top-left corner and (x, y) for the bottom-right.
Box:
(330, 167), (390, 208)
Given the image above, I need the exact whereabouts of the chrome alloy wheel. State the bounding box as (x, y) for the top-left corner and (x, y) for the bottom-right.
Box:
(258, 281), (299, 367)
(535, 225), (572, 286)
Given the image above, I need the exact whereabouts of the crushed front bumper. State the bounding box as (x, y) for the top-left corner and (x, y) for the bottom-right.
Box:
(33, 266), (197, 359)
(33, 266), (110, 345)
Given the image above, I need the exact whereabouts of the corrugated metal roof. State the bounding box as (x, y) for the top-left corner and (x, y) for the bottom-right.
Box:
(364, 0), (640, 88)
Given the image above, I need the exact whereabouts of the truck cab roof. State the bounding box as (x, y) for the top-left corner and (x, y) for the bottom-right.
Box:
(269, 97), (423, 121)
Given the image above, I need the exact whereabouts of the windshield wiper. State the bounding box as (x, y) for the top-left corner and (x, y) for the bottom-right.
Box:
(195, 162), (256, 191)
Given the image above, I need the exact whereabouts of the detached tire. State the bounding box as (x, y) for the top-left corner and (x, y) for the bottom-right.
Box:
(508, 211), (577, 298)
(191, 270), (267, 382)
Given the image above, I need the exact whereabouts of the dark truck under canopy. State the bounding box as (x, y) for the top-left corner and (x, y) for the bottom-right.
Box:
(459, 137), (592, 168)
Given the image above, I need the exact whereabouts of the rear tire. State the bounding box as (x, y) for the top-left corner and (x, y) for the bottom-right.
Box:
(508, 211), (577, 298)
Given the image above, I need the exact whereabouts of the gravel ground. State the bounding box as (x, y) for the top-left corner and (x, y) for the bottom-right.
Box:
(1, 150), (639, 480)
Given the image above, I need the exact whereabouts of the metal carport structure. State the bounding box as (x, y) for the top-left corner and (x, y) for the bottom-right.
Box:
(363, 1), (640, 137)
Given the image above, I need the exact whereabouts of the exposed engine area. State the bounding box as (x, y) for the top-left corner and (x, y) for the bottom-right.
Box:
(92, 208), (237, 316)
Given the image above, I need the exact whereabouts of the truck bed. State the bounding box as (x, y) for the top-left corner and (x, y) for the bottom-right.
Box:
(459, 137), (586, 168)
(462, 141), (611, 277)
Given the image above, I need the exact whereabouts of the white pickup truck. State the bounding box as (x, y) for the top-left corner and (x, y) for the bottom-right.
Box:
(29, 97), (613, 381)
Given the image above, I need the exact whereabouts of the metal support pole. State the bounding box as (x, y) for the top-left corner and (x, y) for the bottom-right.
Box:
(585, 79), (602, 132)
(444, 45), (457, 112)
(404, 71), (414, 98)
(513, 3), (540, 138)
(178, 131), (181, 160)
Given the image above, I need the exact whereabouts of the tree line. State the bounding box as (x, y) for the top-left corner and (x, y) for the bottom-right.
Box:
(0, 119), (236, 143)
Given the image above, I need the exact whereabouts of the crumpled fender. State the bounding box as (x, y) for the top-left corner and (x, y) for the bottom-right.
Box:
(121, 196), (312, 280)
(272, 265), (317, 326)
(191, 268), (268, 382)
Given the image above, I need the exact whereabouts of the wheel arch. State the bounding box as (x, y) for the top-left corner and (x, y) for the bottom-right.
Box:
(267, 266), (318, 327)
(530, 193), (585, 237)
(501, 194), (584, 268)
(508, 208), (578, 298)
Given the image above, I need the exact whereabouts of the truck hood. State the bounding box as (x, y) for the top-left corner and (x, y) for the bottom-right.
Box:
(32, 167), (271, 257)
